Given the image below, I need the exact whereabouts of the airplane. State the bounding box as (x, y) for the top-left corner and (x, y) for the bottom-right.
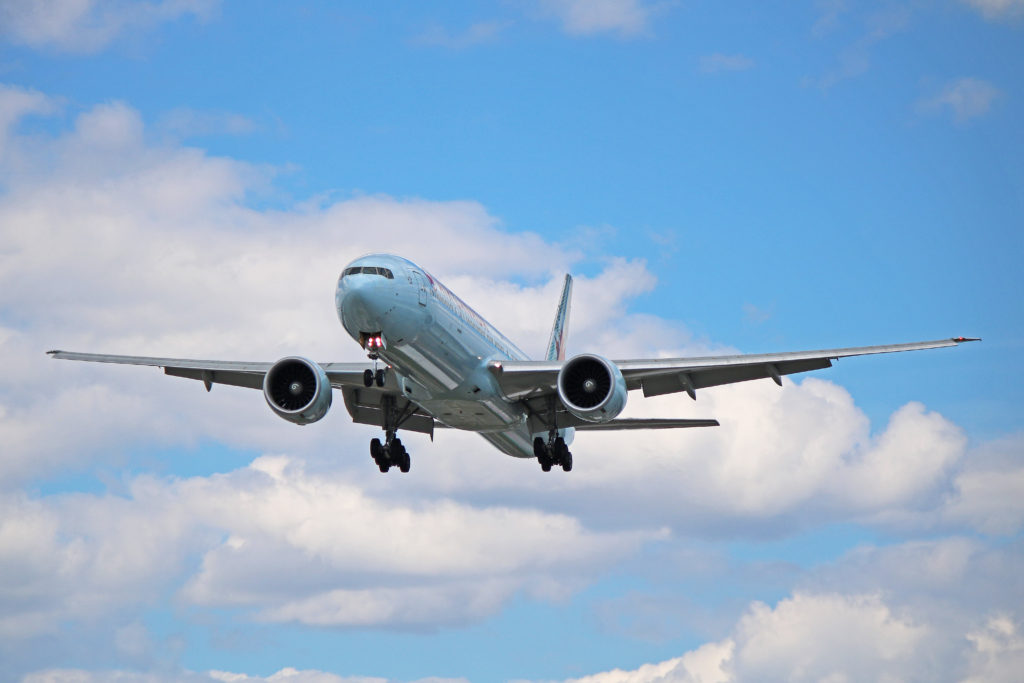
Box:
(48, 253), (979, 473)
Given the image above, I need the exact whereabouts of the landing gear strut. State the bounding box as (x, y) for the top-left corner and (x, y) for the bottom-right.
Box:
(534, 435), (572, 472)
(369, 394), (416, 473)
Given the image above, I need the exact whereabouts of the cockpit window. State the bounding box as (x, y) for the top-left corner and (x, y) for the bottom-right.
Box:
(343, 266), (394, 279)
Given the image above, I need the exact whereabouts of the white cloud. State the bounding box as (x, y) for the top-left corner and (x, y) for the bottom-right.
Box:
(920, 78), (1001, 123)
(940, 434), (1024, 534)
(698, 54), (755, 74)
(0, 457), (658, 642)
(22, 670), (466, 683)
(960, 0), (1024, 20)
(574, 592), (929, 682)
(0, 0), (218, 53)
(536, 0), (654, 37)
(569, 641), (732, 683)
(572, 535), (1024, 682)
(963, 616), (1024, 683)
(0, 83), (60, 159)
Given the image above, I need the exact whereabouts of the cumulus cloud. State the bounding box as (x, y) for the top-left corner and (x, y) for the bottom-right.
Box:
(963, 616), (1024, 683)
(0, 456), (658, 651)
(23, 669), (466, 683)
(536, 0), (654, 37)
(920, 77), (1002, 123)
(573, 592), (928, 682)
(0, 83), (60, 159)
(0, 0), (218, 53)
(574, 536), (1024, 682)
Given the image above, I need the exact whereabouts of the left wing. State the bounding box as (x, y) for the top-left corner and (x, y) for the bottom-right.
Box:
(46, 350), (372, 390)
(46, 350), (438, 436)
(492, 337), (980, 402)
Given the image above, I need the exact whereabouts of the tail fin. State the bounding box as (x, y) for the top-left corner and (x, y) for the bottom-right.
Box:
(545, 274), (573, 361)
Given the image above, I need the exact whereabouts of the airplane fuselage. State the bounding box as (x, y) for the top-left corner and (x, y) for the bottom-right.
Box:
(335, 254), (566, 458)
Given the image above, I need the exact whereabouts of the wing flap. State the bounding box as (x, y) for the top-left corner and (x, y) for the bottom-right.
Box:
(574, 418), (719, 430)
(164, 366), (264, 390)
(340, 387), (435, 436)
(639, 358), (833, 397)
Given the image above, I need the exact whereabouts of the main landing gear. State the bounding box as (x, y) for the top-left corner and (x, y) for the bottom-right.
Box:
(534, 435), (573, 472)
(371, 436), (410, 473)
(370, 394), (415, 473)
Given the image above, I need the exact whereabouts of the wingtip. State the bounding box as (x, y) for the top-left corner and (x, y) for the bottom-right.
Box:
(46, 349), (61, 356)
(952, 337), (981, 343)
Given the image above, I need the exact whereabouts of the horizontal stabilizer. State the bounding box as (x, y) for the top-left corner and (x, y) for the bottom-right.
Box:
(574, 418), (719, 430)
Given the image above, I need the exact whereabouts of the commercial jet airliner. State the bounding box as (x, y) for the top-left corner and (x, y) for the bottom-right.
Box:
(49, 254), (978, 473)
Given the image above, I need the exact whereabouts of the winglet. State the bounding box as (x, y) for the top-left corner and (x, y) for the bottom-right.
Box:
(545, 274), (573, 361)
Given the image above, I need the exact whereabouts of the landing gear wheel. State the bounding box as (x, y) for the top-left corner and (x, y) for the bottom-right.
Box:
(370, 438), (383, 460)
(552, 437), (572, 471)
(540, 459), (552, 472)
(378, 460), (390, 473)
(533, 437), (546, 460)
(375, 368), (386, 387)
(363, 369), (374, 387)
(399, 451), (411, 473)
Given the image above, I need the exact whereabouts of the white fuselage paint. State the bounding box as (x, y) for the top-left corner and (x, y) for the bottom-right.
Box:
(336, 254), (569, 458)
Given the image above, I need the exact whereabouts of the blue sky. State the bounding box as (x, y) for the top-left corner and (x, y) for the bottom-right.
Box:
(1, 1), (1022, 681)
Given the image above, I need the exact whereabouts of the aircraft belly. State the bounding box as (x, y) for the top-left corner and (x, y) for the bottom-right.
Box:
(479, 428), (535, 459)
(419, 398), (521, 432)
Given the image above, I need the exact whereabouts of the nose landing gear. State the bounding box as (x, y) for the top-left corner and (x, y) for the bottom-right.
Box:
(362, 367), (387, 388)
(359, 333), (388, 388)
(534, 435), (572, 472)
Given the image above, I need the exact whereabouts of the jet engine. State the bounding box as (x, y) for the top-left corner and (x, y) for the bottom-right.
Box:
(263, 356), (332, 425)
(557, 353), (627, 423)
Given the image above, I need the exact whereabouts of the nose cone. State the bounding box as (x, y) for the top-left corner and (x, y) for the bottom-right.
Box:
(337, 274), (389, 334)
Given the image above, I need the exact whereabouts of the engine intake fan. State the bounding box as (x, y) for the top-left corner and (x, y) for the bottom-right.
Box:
(557, 353), (627, 423)
(263, 356), (332, 425)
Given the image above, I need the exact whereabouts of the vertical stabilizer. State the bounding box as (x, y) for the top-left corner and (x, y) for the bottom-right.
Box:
(545, 274), (573, 361)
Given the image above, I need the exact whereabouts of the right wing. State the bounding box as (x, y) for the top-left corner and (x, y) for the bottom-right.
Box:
(490, 335), (979, 424)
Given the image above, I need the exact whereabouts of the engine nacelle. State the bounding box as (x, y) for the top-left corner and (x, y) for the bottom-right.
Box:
(557, 353), (627, 423)
(263, 356), (332, 425)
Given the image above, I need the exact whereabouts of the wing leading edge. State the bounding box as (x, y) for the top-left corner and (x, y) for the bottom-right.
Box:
(46, 350), (439, 436)
(492, 337), (980, 401)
